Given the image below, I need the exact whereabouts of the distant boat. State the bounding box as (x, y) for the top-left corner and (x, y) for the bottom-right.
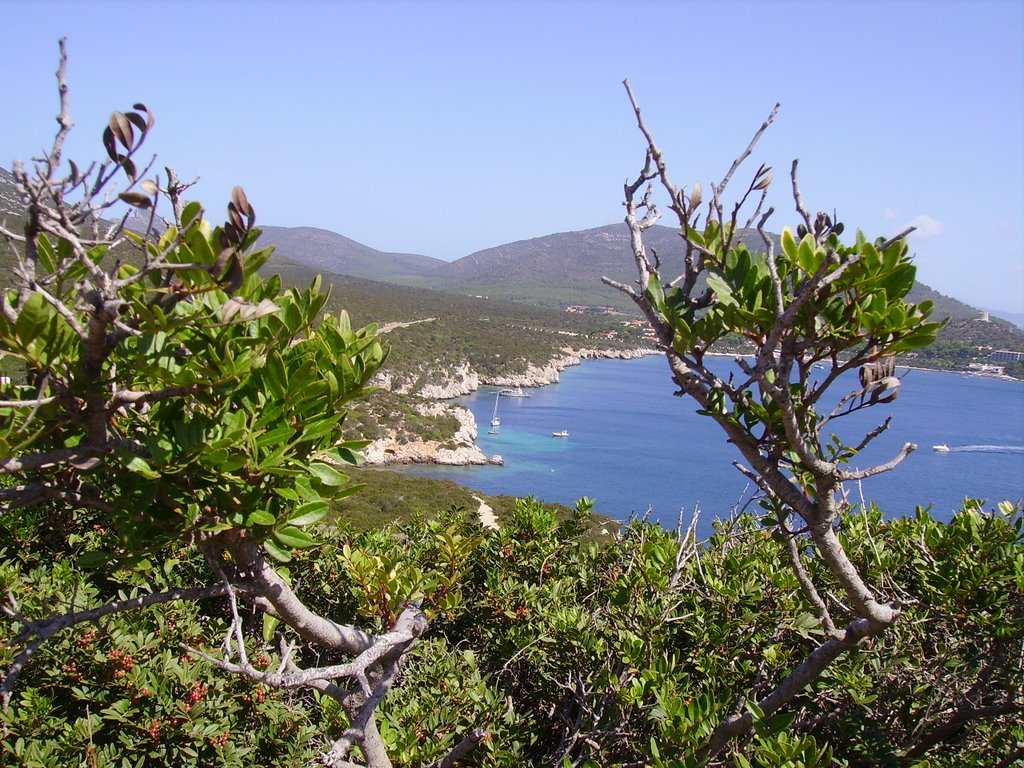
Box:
(933, 443), (950, 452)
(500, 386), (531, 398)
(552, 430), (569, 438)
(491, 391), (501, 427)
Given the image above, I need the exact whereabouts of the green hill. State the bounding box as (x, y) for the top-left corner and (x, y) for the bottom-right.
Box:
(255, 225), (445, 282)
(2, 167), (1020, 382)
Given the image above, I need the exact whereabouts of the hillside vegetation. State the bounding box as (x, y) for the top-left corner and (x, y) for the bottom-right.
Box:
(2, 166), (1020, 387)
(271, 272), (651, 389)
(256, 217), (1024, 380)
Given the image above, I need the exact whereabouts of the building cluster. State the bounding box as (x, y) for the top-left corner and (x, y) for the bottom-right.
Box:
(986, 349), (1024, 363)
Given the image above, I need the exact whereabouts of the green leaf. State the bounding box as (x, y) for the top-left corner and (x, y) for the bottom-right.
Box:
(264, 350), (288, 398)
(797, 235), (820, 274)
(330, 482), (366, 501)
(643, 273), (666, 313)
(308, 462), (348, 487)
(14, 292), (49, 345)
(246, 510), (276, 527)
(244, 245), (274, 275)
(77, 550), (111, 568)
(125, 456), (161, 479)
(200, 521), (234, 533)
(37, 236), (58, 273)
(255, 425), (296, 449)
(287, 500), (328, 527)
(706, 272), (737, 306)
(273, 525), (318, 550)
(324, 445), (366, 466)
(263, 538), (293, 562)
(299, 417), (341, 445)
(882, 263), (916, 299)
(780, 226), (798, 259)
(262, 612), (280, 644)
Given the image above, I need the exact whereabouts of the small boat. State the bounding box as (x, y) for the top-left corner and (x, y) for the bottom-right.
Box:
(933, 443), (950, 452)
(552, 430), (569, 438)
(499, 386), (531, 398)
(490, 391), (501, 427)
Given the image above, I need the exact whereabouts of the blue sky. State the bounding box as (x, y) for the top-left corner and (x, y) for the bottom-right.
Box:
(2, 0), (1022, 313)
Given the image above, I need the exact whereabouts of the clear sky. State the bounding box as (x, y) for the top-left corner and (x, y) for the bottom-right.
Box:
(2, 0), (1022, 313)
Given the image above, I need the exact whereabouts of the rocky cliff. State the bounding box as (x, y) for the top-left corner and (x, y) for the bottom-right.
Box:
(364, 346), (658, 466)
(371, 347), (658, 399)
(363, 399), (502, 466)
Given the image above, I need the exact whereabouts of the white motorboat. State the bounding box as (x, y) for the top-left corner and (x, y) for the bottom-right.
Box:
(499, 386), (530, 398)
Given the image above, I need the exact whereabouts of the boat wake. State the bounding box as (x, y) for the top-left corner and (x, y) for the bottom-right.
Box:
(943, 445), (1024, 454)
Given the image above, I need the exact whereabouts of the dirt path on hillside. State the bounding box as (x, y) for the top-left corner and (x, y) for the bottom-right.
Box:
(378, 317), (436, 334)
(473, 495), (499, 530)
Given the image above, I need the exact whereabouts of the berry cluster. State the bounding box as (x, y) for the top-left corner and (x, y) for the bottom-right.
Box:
(208, 730), (230, 749)
(241, 685), (268, 704)
(59, 660), (83, 682)
(108, 649), (134, 679)
(75, 628), (98, 649)
(183, 682), (209, 712)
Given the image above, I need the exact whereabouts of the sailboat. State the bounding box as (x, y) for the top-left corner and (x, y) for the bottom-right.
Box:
(490, 391), (501, 428)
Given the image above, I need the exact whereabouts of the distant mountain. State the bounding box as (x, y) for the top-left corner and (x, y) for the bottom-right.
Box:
(261, 221), (1019, 350)
(426, 223), (1011, 324)
(255, 226), (444, 282)
(422, 223), (769, 309)
(0, 164), (1014, 334)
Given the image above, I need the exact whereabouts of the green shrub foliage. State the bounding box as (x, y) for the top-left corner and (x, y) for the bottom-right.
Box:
(5, 499), (1020, 765)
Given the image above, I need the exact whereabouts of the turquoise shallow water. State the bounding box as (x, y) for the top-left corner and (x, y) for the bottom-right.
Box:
(399, 357), (1024, 536)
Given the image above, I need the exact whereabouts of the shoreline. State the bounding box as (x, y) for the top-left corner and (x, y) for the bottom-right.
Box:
(362, 346), (659, 468)
(363, 348), (1020, 468)
(702, 350), (1022, 383)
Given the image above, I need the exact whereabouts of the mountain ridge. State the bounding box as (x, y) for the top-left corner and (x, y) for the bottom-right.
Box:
(255, 225), (445, 282)
(260, 218), (1002, 323)
(0, 167), (1019, 327)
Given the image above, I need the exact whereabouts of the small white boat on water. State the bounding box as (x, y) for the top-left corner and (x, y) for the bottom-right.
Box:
(490, 391), (501, 427)
(933, 443), (950, 452)
(500, 386), (531, 398)
(552, 430), (569, 438)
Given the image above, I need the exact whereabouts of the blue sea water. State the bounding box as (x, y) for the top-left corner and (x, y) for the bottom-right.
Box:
(399, 357), (1024, 535)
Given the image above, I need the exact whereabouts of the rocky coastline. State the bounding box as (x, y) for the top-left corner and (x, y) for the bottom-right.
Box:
(363, 399), (503, 467)
(363, 347), (657, 467)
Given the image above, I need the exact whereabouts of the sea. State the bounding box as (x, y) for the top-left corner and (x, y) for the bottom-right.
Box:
(398, 356), (1024, 537)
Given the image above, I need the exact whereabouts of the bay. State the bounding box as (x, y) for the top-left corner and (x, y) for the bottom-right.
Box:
(398, 356), (1024, 536)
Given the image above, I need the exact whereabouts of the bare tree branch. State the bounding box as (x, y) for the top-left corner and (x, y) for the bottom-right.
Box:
(699, 613), (887, 760)
(782, 522), (838, 636)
